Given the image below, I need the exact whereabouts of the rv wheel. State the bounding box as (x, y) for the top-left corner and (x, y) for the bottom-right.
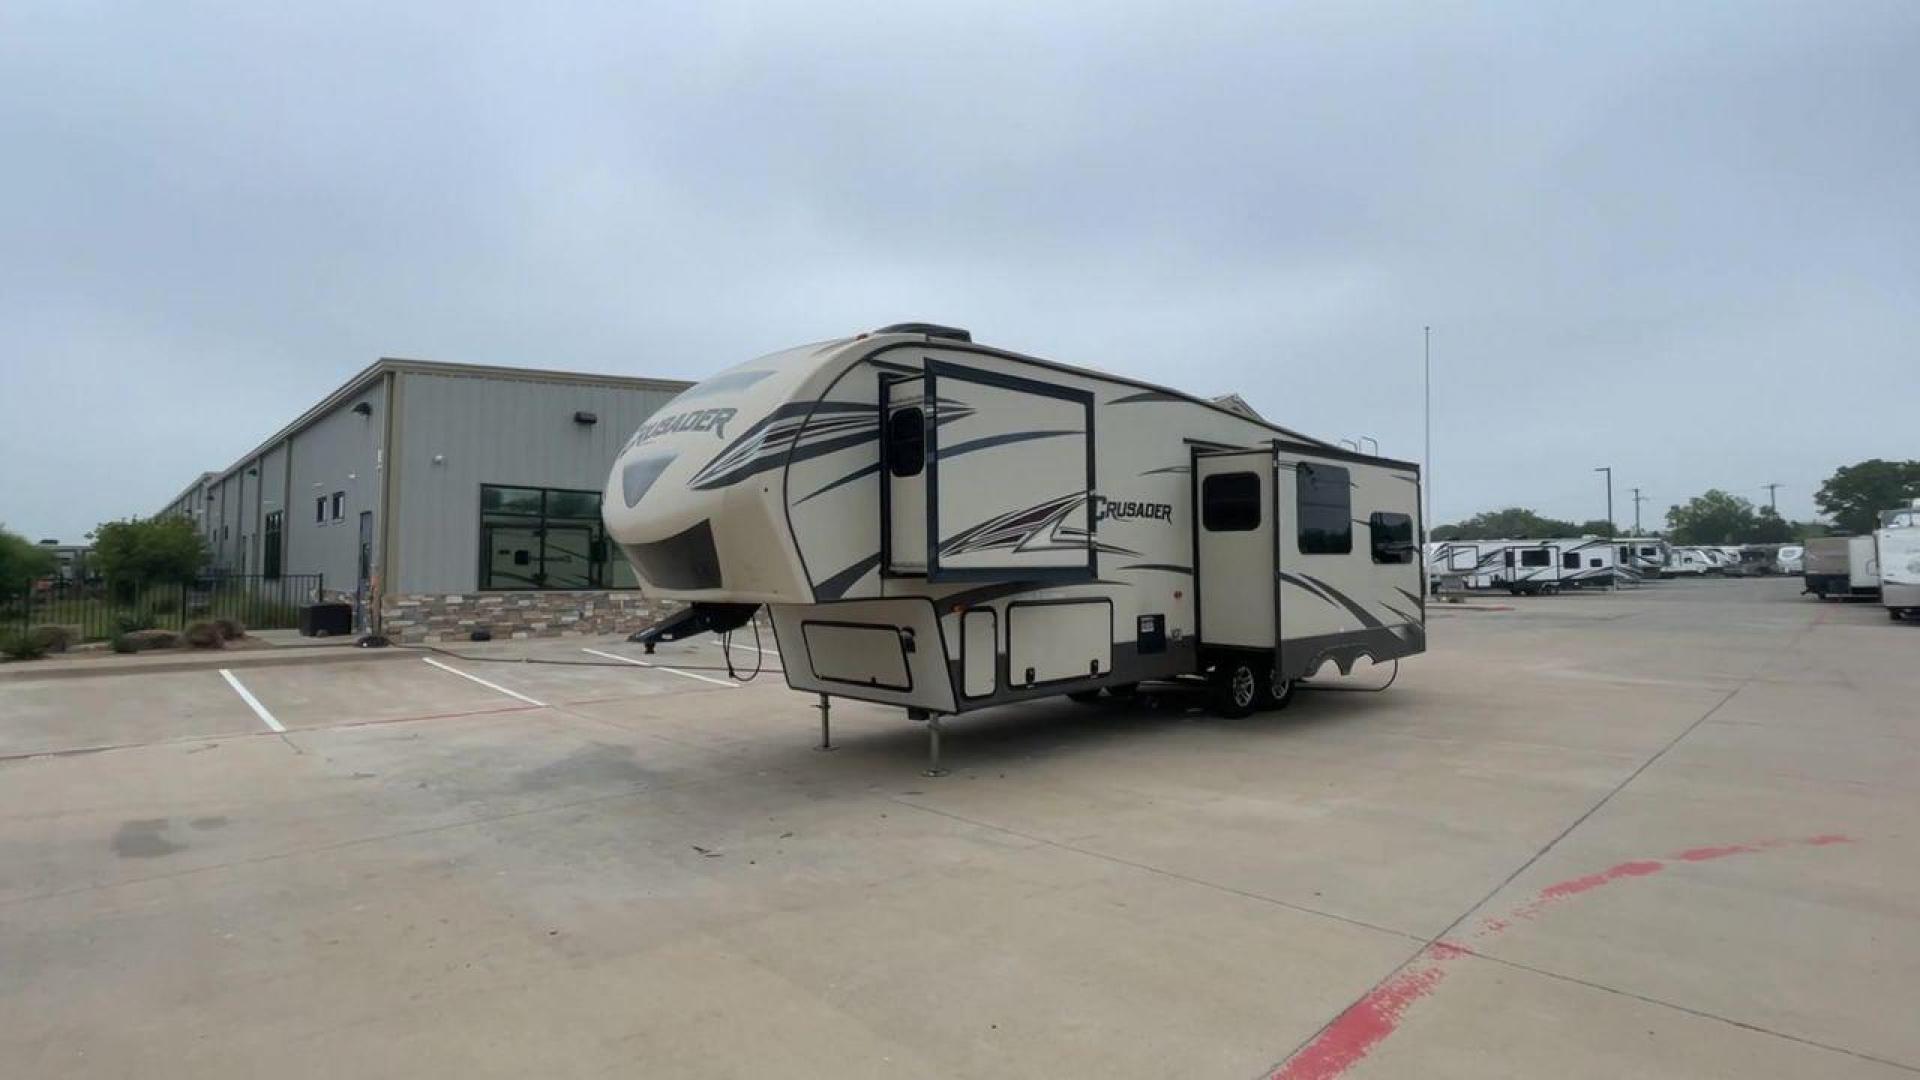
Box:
(1210, 661), (1264, 718)
(1266, 671), (1295, 711)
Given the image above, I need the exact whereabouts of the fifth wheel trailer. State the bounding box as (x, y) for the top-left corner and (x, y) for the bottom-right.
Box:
(1879, 505), (1920, 621)
(603, 324), (1425, 763)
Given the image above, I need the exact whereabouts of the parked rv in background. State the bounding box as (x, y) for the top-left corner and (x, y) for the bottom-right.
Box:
(1428, 537), (1623, 595)
(1803, 535), (1879, 600)
(1615, 538), (1669, 579)
(1877, 503), (1920, 622)
(1664, 547), (1714, 577)
(1776, 544), (1805, 575)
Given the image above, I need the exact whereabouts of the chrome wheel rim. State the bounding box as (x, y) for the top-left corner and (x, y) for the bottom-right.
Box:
(1231, 667), (1256, 707)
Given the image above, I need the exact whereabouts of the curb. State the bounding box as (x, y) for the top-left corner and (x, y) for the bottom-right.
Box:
(0, 645), (415, 683)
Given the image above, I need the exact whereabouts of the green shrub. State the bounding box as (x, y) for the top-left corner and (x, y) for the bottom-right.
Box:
(214, 617), (246, 641)
(109, 633), (138, 654)
(183, 621), (225, 649)
(114, 611), (156, 635)
(1, 631), (49, 661)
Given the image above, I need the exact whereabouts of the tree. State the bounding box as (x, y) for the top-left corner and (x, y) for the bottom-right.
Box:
(1748, 508), (1793, 544)
(0, 525), (56, 595)
(1577, 519), (1618, 538)
(1815, 459), (1920, 535)
(1666, 490), (1759, 544)
(89, 516), (208, 589)
(1431, 507), (1580, 541)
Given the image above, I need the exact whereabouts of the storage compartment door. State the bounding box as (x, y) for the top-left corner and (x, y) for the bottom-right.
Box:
(926, 360), (1094, 582)
(1007, 601), (1111, 686)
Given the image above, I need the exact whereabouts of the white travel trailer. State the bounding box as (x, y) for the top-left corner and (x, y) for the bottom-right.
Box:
(1663, 547), (1713, 577)
(603, 325), (1426, 766)
(1776, 544), (1805, 575)
(1803, 535), (1879, 599)
(1877, 504), (1920, 621)
(1491, 537), (1622, 593)
(1614, 538), (1670, 580)
(1425, 540), (1504, 592)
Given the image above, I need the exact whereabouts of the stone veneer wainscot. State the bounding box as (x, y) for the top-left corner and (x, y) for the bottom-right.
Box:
(378, 591), (682, 644)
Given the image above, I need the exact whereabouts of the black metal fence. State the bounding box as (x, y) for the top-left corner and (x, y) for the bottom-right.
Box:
(2, 574), (325, 642)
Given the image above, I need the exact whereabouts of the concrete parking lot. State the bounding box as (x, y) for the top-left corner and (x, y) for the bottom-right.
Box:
(1, 578), (1915, 1079)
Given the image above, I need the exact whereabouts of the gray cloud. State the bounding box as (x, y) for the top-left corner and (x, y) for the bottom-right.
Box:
(4, 1), (1915, 540)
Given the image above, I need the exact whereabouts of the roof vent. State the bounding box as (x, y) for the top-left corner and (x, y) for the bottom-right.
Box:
(875, 322), (971, 342)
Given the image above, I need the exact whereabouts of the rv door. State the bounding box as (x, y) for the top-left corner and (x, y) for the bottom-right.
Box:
(924, 360), (1095, 582)
(1194, 449), (1277, 650)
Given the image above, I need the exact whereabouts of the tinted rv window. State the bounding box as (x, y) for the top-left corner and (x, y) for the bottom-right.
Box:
(1297, 464), (1352, 553)
(1562, 552), (1580, 570)
(1520, 548), (1551, 567)
(1590, 557), (1603, 567)
(1202, 472), (1261, 531)
(1369, 512), (1414, 563)
(886, 407), (925, 478)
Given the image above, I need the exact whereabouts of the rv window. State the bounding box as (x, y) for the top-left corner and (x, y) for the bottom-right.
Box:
(1640, 546), (1657, 557)
(1590, 557), (1603, 568)
(1520, 549), (1551, 568)
(1562, 552), (1580, 570)
(1368, 512), (1414, 563)
(1297, 463), (1352, 554)
(1201, 472), (1261, 531)
(886, 407), (925, 478)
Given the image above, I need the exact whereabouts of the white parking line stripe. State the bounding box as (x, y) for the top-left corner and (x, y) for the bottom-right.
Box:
(582, 648), (739, 688)
(421, 657), (548, 707)
(219, 669), (285, 733)
(705, 639), (778, 657)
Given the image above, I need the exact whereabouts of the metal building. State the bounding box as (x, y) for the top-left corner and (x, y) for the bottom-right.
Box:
(162, 358), (691, 641)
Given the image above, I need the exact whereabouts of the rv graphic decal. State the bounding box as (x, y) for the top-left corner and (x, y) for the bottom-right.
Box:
(630, 407), (740, 446)
(938, 493), (1140, 560)
(1094, 496), (1174, 522)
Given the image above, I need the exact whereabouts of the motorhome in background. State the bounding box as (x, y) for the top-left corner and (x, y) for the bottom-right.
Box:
(1877, 503), (1920, 621)
(1803, 535), (1879, 599)
(1776, 544), (1806, 574)
(604, 324), (1426, 736)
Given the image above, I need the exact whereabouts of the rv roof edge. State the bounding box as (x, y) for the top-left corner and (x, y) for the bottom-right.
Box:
(874, 322), (971, 342)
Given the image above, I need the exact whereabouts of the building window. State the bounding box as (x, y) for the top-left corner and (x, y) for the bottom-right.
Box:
(263, 511), (283, 580)
(1369, 512), (1414, 563)
(1297, 463), (1352, 553)
(479, 484), (637, 590)
(1202, 472), (1262, 532)
(315, 496), (326, 524)
(330, 492), (345, 521)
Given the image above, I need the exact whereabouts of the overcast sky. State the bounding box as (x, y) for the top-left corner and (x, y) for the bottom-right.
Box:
(4, 2), (1915, 542)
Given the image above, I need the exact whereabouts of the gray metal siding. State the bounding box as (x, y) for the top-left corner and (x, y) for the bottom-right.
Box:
(392, 372), (682, 594)
(282, 382), (390, 593)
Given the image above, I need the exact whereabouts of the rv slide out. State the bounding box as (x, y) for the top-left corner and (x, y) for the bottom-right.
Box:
(603, 324), (1425, 760)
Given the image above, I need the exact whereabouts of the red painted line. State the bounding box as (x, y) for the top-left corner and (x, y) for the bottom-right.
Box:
(1266, 834), (1854, 1079)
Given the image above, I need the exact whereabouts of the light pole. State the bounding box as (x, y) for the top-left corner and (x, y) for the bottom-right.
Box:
(1596, 466), (1614, 590)
(1424, 326), (1432, 539)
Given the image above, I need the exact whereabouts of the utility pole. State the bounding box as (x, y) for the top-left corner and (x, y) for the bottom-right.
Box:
(1762, 483), (1781, 513)
(1631, 487), (1647, 534)
(1423, 326), (1431, 539)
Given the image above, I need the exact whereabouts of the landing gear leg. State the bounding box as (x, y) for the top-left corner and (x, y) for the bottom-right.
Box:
(919, 710), (949, 777)
(814, 693), (835, 751)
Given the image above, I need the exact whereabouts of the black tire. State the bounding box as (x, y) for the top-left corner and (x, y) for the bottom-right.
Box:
(1891, 609), (1905, 622)
(1265, 668), (1296, 711)
(1066, 689), (1104, 704)
(1210, 660), (1264, 718)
